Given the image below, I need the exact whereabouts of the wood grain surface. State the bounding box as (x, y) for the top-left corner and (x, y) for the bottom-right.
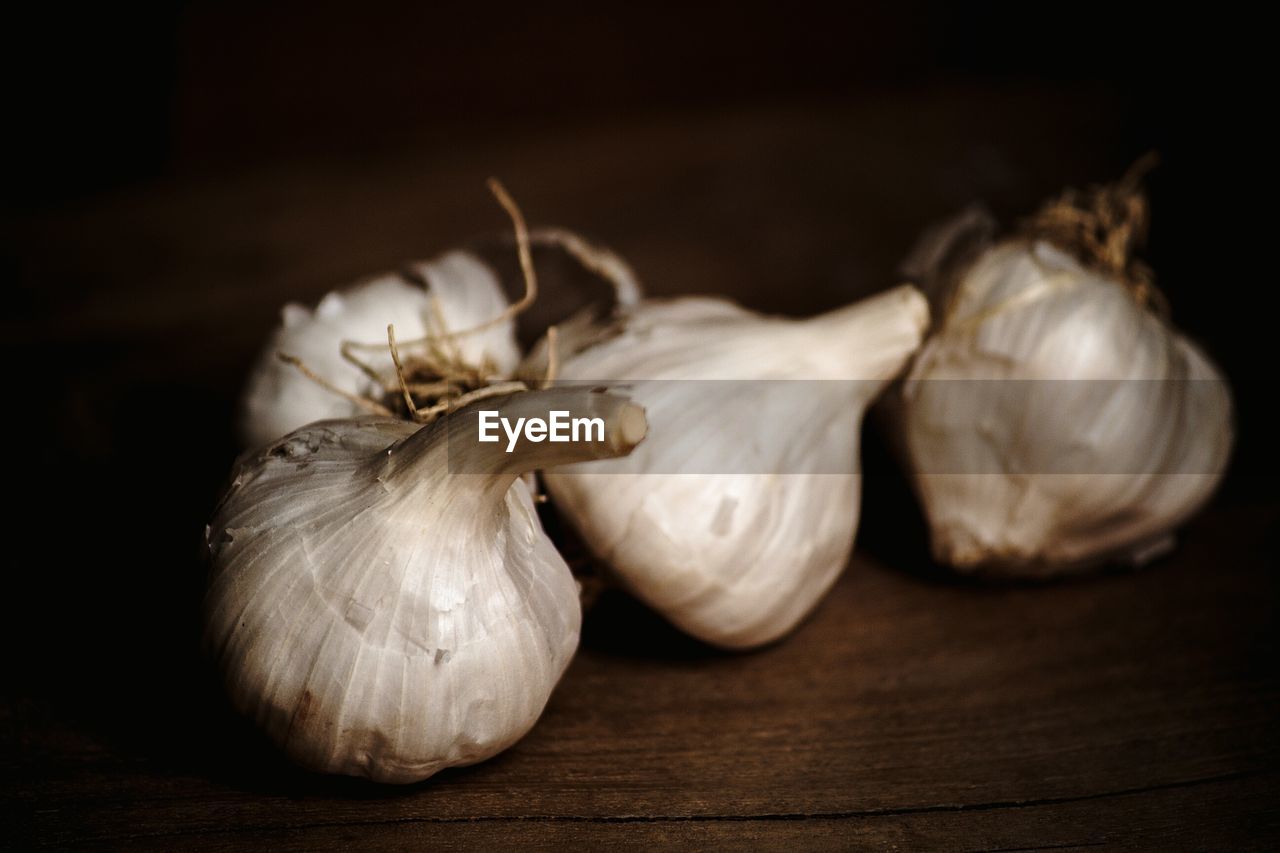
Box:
(4, 90), (1275, 849)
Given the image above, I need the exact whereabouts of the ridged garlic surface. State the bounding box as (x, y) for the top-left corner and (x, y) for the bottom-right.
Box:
(542, 285), (928, 649)
(901, 239), (1233, 575)
(204, 388), (646, 783)
(240, 250), (520, 449)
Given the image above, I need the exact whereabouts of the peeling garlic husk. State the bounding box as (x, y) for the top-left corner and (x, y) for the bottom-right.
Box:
(204, 388), (647, 783)
(540, 285), (929, 649)
(897, 192), (1233, 576)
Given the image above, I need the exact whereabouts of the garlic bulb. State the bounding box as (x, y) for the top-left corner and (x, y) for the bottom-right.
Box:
(240, 250), (520, 449)
(204, 388), (647, 783)
(899, 181), (1233, 575)
(541, 285), (928, 649)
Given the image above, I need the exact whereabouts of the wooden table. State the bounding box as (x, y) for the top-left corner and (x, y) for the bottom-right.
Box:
(6, 89), (1276, 849)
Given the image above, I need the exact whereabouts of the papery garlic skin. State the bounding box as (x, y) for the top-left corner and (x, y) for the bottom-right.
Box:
(543, 286), (929, 649)
(240, 251), (520, 449)
(902, 240), (1233, 575)
(205, 389), (646, 783)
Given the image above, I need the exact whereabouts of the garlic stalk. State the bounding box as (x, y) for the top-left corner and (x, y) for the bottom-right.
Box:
(898, 169), (1233, 575)
(541, 285), (929, 649)
(204, 388), (646, 783)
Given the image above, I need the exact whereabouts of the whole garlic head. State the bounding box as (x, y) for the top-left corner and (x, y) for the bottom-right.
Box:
(542, 285), (929, 649)
(240, 250), (520, 449)
(901, 236), (1233, 575)
(204, 388), (646, 783)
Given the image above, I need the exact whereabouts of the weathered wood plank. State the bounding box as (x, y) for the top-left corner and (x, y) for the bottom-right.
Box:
(26, 769), (1280, 850)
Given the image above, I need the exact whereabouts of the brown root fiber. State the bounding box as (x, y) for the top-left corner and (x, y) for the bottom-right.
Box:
(283, 178), (544, 426)
(1019, 152), (1166, 313)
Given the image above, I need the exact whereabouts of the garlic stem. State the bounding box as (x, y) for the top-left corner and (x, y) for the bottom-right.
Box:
(379, 387), (647, 493)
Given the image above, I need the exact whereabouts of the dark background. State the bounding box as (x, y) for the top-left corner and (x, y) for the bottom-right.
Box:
(4, 2), (1275, 848)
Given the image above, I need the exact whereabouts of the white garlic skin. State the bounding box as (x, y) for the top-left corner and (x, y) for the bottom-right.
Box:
(543, 286), (929, 649)
(902, 240), (1233, 575)
(240, 251), (520, 449)
(205, 391), (645, 783)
